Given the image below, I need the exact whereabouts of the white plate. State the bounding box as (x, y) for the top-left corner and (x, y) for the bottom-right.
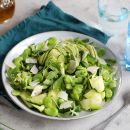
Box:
(2, 31), (121, 120)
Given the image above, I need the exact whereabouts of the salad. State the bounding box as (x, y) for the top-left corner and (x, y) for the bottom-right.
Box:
(6, 37), (117, 117)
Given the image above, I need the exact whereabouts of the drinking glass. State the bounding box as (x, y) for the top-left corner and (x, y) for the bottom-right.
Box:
(0, 0), (15, 24)
(125, 22), (130, 70)
(98, 0), (130, 36)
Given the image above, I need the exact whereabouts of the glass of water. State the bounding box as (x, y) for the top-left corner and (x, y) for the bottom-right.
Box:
(98, 0), (130, 36)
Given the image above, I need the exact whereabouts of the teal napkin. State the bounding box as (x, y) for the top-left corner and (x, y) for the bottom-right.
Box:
(0, 1), (110, 107)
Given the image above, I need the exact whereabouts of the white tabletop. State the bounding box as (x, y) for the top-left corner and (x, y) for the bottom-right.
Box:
(0, 0), (130, 130)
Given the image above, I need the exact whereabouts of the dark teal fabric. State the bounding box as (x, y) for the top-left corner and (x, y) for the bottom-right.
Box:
(0, 1), (110, 107)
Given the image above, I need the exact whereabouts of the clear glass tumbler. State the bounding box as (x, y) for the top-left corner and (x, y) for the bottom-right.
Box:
(98, 0), (130, 36)
(125, 22), (130, 70)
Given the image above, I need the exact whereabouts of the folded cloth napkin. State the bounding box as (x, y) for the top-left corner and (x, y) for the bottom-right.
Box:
(0, 1), (110, 108)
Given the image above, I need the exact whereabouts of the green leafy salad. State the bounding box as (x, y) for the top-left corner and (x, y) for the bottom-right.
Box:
(6, 37), (117, 117)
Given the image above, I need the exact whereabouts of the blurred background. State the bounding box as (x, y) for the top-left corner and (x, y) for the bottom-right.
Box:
(0, 0), (98, 35)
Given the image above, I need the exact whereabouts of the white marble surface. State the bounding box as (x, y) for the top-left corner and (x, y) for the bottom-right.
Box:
(0, 0), (130, 130)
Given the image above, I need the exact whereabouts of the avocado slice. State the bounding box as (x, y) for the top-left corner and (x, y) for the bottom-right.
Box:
(27, 93), (47, 105)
